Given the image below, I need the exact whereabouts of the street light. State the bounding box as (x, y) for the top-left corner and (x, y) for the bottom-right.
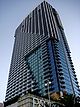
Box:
(31, 80), (34, 92)
(45, 80), (51, 107)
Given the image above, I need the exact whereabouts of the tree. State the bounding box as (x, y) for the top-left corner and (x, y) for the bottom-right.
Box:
(59, 94), (74, 107)
(59, 94), (80, 107)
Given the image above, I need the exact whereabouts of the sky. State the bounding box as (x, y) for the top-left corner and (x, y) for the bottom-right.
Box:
(0, 0), (80, 103)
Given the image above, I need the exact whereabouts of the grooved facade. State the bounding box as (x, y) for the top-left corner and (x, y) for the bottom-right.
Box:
(5, 1), (80, 102)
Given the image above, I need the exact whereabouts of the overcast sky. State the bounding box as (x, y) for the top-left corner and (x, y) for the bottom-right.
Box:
(0, 0), (80, 102)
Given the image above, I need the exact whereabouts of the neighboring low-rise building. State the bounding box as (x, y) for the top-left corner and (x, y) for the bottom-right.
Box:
(0, 103), (4, 107)
(4, 93), (64, 107)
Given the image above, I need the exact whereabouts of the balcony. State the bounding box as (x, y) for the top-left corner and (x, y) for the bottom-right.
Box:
(57, 65), (62, 68)
(44, 70), (50, 75)
(60, 80), (65, 84)
(59, 75), (64, 80)
(56, 60), (61, 64)
(61, 85), (65, 89)
(55, 57), (60, 61)
(57, 68), (63, 72)
(44, 73), (50, 79)
(59, 72), (63, 76)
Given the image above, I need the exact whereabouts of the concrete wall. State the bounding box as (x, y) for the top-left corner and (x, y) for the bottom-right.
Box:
(6, 102), (17, 107)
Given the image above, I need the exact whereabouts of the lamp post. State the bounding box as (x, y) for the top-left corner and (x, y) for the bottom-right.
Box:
(31, 80), (34, 92)
(73, 94), (75, 107)
(45, 80), (51, 107)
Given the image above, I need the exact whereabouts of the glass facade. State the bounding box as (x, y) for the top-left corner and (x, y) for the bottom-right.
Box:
(25, 47), (45, 95)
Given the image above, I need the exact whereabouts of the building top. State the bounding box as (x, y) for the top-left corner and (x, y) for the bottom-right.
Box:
(15, 0), (63, 37)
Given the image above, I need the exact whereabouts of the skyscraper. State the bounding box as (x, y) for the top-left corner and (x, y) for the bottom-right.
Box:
(5, 1), (80, 102)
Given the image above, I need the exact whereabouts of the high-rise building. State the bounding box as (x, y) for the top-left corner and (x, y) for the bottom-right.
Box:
(5, 1), (80, 102)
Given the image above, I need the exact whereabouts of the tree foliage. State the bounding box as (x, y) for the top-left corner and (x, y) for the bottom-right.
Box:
(58, 94), (80, 107)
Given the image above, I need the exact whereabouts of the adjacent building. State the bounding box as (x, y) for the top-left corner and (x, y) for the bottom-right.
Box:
(5, 0), (80, 104)
(0, 103), (4, 107)
(4, 93), (63, 107)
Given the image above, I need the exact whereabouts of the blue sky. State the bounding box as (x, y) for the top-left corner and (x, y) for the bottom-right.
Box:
(0, 0), (80, 102)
